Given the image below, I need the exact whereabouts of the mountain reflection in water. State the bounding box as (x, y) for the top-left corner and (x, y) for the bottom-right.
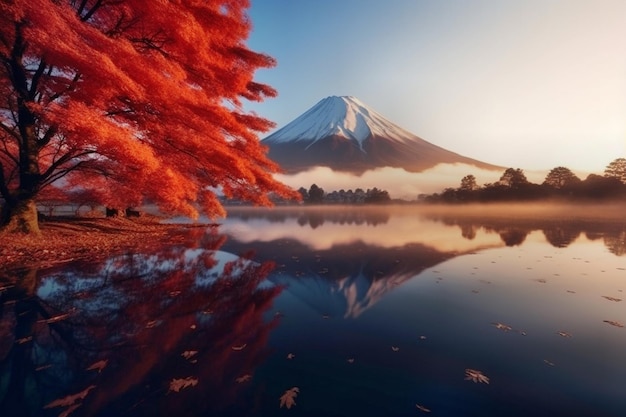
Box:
(2, 205), (625, 417)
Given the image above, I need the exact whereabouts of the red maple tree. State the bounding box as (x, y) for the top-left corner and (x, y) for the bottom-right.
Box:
(0, 0), (296, 234)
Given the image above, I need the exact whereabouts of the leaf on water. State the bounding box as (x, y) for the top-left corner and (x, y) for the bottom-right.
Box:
(145, 320), (159, 329)
(416, 403), (431, 413)
(464, 369), (490, 384)
(235, 374), (252, 383)
(16, 336), (32, 344)
(38, 312), (71, 324)
(44, 385), (97, 408)
(287, 353), (295, 360)
(58, 404), (81, 417)
(602, 296), (622, 302)
(169, 377), (198, 393)
(603, 320), (624, 328)
(182, 350), (198, 360)
(491, 322), (512, 332)
(231, 344), (247, 351)
(86, 360), (108, 373)
(279, 387), (299, 409)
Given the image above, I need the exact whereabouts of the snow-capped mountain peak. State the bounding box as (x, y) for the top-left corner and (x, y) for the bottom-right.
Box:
(263, 96), (417, 146)
(261, 95), (501, 174)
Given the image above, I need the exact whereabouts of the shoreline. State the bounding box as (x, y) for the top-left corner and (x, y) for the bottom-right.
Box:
(0, 216), (210, 273)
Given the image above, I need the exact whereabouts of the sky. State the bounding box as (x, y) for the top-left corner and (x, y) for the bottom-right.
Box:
(246, 0), (626, 176)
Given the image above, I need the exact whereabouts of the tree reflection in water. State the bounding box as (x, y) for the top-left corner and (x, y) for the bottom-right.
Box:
(428, 215), (626, 255)
(0, 228), (280, 417)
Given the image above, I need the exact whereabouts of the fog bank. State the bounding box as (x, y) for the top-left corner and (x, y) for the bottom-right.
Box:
(275, 163), (548, 200)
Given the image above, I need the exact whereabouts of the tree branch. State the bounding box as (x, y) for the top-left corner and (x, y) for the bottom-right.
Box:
(29, 59), (47, 100)
(0, 161), (12, 201)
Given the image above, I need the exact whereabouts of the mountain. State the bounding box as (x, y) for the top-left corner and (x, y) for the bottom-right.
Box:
(262, 96), (501, 174)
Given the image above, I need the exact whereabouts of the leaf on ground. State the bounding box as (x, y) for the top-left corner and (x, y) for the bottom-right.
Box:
(464, 369), (490, 384)
(602, 296), (622, 302)
(86, 360), (108, 373)
(181, 350), (198, 360)
(169, 377), (198, 393)
(44, 385), (97, 408)
(279, 387), (299, 409)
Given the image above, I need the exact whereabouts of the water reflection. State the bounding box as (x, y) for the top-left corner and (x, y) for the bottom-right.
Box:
(0, 229), (280, 417)
(2, 206), (625, 417)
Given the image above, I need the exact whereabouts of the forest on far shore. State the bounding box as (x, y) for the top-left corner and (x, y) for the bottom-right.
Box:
(292, 158), (626, 205)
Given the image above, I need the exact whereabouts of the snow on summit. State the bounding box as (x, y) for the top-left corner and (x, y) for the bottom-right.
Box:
(263, 96), (418, 146)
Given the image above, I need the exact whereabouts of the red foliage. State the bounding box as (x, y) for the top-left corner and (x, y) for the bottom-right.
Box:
(0, 0), (298, 228)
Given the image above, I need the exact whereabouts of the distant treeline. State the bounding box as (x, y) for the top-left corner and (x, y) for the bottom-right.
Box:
(297, 184), (391, 204)
(420, 158), (626, 203)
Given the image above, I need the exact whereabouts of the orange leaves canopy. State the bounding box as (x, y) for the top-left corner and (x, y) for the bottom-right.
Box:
(0, 0), (296, 219)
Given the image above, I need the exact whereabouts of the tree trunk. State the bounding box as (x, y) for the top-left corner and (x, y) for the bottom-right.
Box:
(1, 198), (41, 235)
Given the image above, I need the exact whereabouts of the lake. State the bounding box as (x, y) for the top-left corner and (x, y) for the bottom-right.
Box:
(1, 205), (625, 417)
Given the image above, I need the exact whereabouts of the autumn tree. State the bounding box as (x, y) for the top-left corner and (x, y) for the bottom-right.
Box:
(604, 158), (626, 184)
(307, 184), (325, 204)
(499, 168), (529, 188)
(0, 0), (297, 234)
(543, 166), (580, 189)
(459, 174), (478, 191)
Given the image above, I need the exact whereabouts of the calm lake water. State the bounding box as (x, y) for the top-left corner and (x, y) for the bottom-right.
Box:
(1, 205), (625, 417)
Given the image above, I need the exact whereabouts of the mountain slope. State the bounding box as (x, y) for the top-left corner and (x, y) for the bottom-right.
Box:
(262, 96), (501, 174)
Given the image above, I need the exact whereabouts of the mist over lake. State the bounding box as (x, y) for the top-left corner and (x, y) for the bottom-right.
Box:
(2, 204), (625, 417)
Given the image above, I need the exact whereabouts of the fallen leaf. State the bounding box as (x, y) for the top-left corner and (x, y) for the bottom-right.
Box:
(347, 358), (355, 364)
(181, 350), (198, 360)
(603, 320), (624, 328)
(287, 353), (296, 360)
(86, 360), (108, 373)
(169, 377), (198, 393)
(602, 296), (622, 302)
(543, 359), (555, 366)
(492, 322), (512, 332)
(38, 312), (72, 324)
(235, 374), (252, 383)
(464, 369), (490, 384)
(279, 387), (299, 409)
(59, 404), (81, 417)
(45, 385), (97, 408)
(231, 344), (247, 351)
(391, 346), (399, 352)
(556, 331), (572, 338)
(416, 403), (431, 413)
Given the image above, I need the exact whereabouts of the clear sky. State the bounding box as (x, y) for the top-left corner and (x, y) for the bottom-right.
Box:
(246, 0), (626, 175)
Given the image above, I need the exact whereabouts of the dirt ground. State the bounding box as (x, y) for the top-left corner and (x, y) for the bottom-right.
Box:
(0, 215), (203, 272)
